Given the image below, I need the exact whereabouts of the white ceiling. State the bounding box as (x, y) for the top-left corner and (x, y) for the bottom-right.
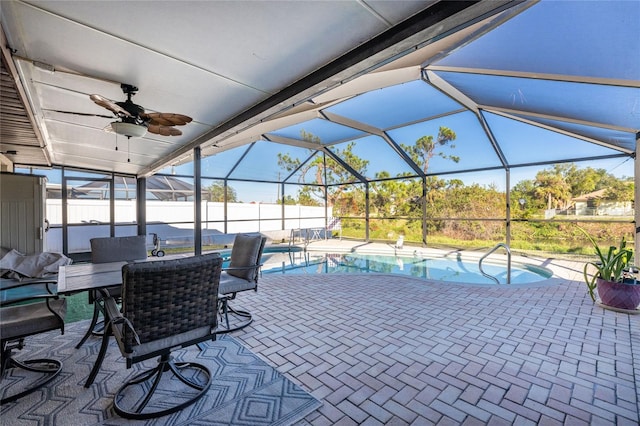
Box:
(0, 0), (521, 176)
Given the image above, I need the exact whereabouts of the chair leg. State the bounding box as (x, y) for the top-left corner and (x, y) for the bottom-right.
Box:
(76, 302), (102, 349)
(77, 291), (121, 349)
(1, 343), (62, 404)
(113, 354), (211, 420)
(221, 297), (231, 329)
(216, 297), (253, 334)
(84, 321), (112, 388)
(90, 319), (106, 336)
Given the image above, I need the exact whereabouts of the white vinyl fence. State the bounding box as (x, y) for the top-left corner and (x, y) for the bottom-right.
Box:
(45, 200), (330, 253)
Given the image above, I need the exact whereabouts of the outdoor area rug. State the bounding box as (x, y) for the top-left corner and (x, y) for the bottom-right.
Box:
(0, 319), (321, 425)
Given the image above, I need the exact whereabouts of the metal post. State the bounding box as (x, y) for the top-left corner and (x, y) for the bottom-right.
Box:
(505, 168), (511, 278)
(365, 182), (370, 242)
(61, 170), (68, 255)
(223, 179), (228, 234)
(136, 177), (146, 237)
(194, 147), (202, 255)
(505, 169), (511, 248)
(422, 177), (427, 246)
(281, 182), (285, 235)
(109, 174), (115, 237)
(635, 133), (640, 268)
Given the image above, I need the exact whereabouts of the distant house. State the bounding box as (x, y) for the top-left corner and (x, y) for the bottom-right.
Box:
(46, 176), (203, 201)
(572, 189), (633, 216)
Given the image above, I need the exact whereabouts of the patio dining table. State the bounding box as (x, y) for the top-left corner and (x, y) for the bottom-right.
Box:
(57, 261), (127, 295)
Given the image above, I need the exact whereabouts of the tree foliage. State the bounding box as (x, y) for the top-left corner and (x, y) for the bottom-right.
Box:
(274, 126), (632, 245)
(534, 169), (572, 209)
(513, 164), (633, 213)
(277, 133), (369, 207)
(400, 127), (458, 173)
(206, 181), (238, 202)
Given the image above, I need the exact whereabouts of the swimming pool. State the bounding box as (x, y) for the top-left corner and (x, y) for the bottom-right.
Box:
(260, 250), (552, 284)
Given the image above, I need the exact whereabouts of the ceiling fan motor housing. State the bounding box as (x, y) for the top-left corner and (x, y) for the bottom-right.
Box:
(116, 100), (145, 119)
(116, 84), (145, 118)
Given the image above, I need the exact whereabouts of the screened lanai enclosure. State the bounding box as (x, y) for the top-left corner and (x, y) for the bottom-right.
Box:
(2, 1), (639, 259)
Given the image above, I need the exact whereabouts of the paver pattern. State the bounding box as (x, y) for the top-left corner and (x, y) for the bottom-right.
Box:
(231, 259), (640, 425)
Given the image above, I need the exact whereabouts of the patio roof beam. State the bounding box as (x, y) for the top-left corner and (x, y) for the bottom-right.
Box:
(320, 111), (383, 136)
(505, 154), (630, 171)
(381, 132), (426, 178)
(427, 65), (640, 88)
(484, 106), (638, 136)
(423, 69), (479, 113)
(476, 111), (509, 168)
(320, 110), (425, 177)
(263, 134), (323, 151)
(424, 68), (509, 169)
(485, 108), (636, 155)
(260, 135), (347, 185)
(282, 150), (319, 184)
(225, 143), (255, 180)
(382, 108), (468, 134)
(322, 147), (367, 184)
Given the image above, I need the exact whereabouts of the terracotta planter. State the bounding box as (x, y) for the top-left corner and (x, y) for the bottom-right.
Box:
(597, 278), (640, 310)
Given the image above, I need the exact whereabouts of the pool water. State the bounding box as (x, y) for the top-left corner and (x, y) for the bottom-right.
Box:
(64, 249), (551, 323)
(261, 251), (552, 284)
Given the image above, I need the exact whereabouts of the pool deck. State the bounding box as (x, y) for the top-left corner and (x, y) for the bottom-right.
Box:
(7, 240), (639, 424)
(230, 240), (640, 424)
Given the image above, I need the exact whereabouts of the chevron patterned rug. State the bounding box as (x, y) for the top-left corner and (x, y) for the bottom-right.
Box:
(0, 320), (321, 425)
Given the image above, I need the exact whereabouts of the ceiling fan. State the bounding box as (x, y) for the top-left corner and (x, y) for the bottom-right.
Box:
(54, 83), (192, 138)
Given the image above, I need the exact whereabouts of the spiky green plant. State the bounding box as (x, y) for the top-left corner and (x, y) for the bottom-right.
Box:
(579, 227), (634, 302)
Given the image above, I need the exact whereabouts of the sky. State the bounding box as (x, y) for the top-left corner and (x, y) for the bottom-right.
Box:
(15, 1), (639, 204)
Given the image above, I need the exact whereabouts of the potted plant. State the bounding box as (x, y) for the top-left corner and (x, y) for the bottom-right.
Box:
(580, 227), (640, 311)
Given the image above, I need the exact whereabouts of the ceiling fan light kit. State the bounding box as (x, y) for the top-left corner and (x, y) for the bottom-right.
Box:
(111, 121), (147, 138)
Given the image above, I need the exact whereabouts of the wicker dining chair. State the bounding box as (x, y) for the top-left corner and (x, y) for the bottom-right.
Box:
(85, 253), (222, 419)
(0, 279), (66, 403)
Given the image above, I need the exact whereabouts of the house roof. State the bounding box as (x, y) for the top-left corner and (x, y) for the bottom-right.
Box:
(572, 189), (609, 202)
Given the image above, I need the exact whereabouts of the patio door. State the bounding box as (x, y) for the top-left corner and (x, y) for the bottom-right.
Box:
(62, 176), (113, 261)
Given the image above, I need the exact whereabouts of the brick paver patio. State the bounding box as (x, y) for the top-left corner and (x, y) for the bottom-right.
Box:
(230, 254), (640, 425)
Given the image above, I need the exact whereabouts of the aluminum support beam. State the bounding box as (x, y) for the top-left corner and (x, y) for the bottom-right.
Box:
(635, 133), (640, 268)
(194, 147), (202, 255)
(136, 177), (146, 237)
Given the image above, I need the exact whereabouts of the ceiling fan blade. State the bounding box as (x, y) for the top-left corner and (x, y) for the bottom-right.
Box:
(142, 112), (192, 126)
(148, 124), (182, 136)
(90, 94), (131, 117)
(44, 109), (114, 119)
